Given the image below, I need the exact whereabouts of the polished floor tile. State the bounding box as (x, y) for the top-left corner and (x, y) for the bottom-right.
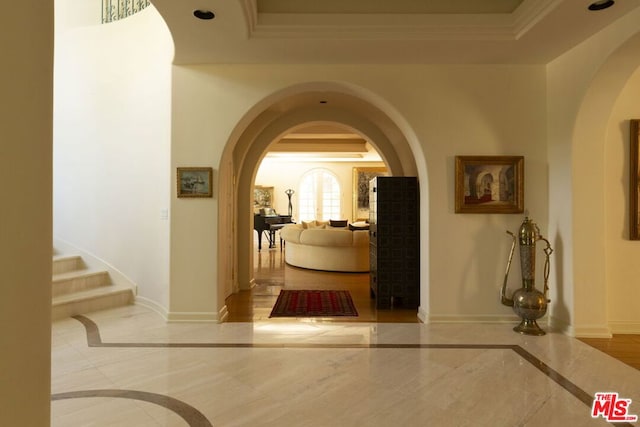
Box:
(52, 305), (640, 427)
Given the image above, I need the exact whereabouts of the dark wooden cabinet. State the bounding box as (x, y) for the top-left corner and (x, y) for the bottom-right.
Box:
(369, 176), (419, 309)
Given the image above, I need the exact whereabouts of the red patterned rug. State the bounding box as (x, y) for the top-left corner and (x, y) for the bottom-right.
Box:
(269, 290), (358, 317)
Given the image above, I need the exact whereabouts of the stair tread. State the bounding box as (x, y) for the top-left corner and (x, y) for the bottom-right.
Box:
(52, 283), (133, 305)
(52, 254), (81, 262)
(52, 268), (108, 282)
(51, 250), (135, 319)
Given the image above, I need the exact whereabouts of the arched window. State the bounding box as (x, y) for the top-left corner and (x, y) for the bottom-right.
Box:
(298, 169), (341, 221)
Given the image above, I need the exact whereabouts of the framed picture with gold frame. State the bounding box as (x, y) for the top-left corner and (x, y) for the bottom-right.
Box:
(630, 120), (640, 240)
(177, 167), (213, 198)
(253, 185), (274, 213)
(455, 156), (524, 213)
(352, 167), (388, 221)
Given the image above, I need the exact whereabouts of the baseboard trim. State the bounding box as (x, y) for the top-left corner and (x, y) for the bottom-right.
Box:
(572, 325), (612, 338)
(218, 305), (229, 323)
(135, 296), (169, 320)
(417, 306), (428, 323)
(548, 316), (574, 336)
(136, 298), (228, 323)
(541, 317), (625, 338)
(166, 311), (219, 322)
(608, 321), (640, 334)
(428, 314), (521, 324)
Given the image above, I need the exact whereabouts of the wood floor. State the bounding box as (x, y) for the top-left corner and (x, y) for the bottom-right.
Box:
(578, 335), (640, 370)
(225, 237), (639, 370)
(224, 238), (419, 323)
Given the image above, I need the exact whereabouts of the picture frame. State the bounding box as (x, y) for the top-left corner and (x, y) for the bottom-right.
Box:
(253, 185), (274, 213)
(630, 120), (640, 240)
(352, 167), (388, 221)
(177, 167), (213, 198)
(455, 156), (524, 214)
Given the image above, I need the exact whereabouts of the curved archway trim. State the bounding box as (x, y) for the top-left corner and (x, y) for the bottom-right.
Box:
(217, 83), (429, 319)
(563, 28), (640, 336)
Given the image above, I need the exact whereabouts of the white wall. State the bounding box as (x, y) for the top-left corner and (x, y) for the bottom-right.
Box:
(0, 1), (53, 424)
(547, 8), (640, 336)
(49, 2), (640, 331)
(255, 159), (385, 222)
(171, 64), (548, 322)
(53, 6), (173, 311)
(55, 0), (101, 29)
(605, 66), (640, 333)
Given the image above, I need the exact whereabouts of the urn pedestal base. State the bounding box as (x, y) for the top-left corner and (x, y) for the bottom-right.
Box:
(513, 318), (546, 336)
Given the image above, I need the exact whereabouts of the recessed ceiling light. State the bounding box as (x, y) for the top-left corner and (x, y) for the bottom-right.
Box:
(588, 0), (615, 11)
(193, 10), (215, 20)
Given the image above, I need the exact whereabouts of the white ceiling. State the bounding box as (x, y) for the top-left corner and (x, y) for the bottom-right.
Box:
(148, 0), (640, 160)
(151, 0), (640, 65)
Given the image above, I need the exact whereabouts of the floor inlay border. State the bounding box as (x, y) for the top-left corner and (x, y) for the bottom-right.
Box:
(70, 315), (634, 427)
(51, 389), (213, 427)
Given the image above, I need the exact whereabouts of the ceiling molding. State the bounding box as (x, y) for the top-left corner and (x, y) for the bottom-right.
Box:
(270, 139), (368, 152)
(240, 0), (258, 38)
(265, 153), (366, 160)
(242, 0), (561, 41)
(255, 0), (526, 15)
(512, 0), (562, 39)
(166, 0), (640, 65)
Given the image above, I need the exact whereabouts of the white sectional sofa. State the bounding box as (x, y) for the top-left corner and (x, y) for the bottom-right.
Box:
(279, 221), (370, 272)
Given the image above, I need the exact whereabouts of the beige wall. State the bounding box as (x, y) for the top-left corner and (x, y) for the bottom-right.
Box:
(171, 64), (548, 322)
(547, 8), (640, 336)
(605, 66), (640, 333)
(0, 1), (53, 425)
(50, 2), (640, 334)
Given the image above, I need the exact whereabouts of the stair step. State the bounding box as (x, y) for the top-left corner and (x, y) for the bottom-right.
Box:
(52, 269), (111, 297)
(52, 284), (134, 321)
(52, 254), (84, 275)
(51, 250), (136, 320)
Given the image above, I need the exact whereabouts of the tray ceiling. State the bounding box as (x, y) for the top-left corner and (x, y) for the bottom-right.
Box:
(150, 0), (640, 64)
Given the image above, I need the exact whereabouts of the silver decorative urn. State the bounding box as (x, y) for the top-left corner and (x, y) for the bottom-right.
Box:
(500, 217), (553, 336)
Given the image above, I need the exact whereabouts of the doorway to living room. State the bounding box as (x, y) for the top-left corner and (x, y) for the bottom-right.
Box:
(217, 82), (426, 322)
(234, 122), (418, 322)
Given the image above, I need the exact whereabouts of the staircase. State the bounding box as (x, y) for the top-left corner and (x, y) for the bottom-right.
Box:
(52, 253), (135, 320)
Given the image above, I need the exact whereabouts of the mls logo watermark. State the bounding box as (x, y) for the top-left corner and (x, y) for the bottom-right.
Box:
(591, 392), (638, 423)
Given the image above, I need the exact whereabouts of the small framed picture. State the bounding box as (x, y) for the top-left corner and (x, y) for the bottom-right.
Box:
(177, 167), (212, 198)
(455, 156), (524, 213)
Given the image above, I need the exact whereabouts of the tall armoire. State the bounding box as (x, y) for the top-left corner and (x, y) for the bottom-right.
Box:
(369, 176), (419, 309)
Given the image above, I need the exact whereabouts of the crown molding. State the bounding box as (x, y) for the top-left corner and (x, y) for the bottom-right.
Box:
(512, 0), (562, 39)
(241, 0), (561, 41)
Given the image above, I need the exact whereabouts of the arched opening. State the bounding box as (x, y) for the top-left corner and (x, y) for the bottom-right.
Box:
(567, 31), (640, 335)
(217, 83), (428, 321)
(477, 173), (494, 202)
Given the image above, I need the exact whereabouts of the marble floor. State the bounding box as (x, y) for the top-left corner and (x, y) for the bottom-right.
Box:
(52, 304), (640, 427)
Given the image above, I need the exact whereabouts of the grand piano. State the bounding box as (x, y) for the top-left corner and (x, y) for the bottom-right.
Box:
(253, 208), (293, 251)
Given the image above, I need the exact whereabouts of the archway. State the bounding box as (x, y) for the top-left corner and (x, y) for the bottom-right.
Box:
(217, 82), (429, 320)
(562, 30), (640, 336)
